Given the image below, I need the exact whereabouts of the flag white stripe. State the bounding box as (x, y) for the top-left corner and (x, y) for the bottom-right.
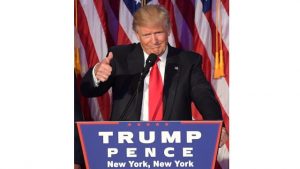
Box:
(211, 78), (229, 114)
(119, 0), (139, 43)
(89, 98), (103, 121)
(79, 0), (107, 60)
(79, 36), (88, 76)
(167, 29), (177, 47)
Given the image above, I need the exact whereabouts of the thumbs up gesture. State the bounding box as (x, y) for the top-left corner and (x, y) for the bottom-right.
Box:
(94, 52), (113, 82)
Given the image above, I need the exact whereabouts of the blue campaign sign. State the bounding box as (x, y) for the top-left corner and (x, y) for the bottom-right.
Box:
(77, 121), (222, 169)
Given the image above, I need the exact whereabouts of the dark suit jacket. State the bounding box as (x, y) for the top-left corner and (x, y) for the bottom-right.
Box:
(81, 43), (222, 121)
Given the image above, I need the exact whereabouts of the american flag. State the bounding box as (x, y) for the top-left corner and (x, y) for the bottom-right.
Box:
(75, 0), (229, 168)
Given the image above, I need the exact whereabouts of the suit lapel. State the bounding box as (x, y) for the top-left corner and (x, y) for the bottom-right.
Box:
(126, 43), (144, 119)
(163, 46), (180, 120)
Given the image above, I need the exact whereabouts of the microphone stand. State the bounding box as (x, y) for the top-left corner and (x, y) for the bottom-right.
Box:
(119, 76), (143, 120)
(119, 54), (157, 120)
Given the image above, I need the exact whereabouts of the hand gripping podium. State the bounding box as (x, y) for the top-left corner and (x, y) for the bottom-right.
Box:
(77, 121), (222, 169)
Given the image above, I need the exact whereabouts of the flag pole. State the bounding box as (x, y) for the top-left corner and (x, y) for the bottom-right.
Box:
(74, 0), (81, 76)
(214, 0), (220, 79)
(214, 0), (225, 78)
(218, 0), (225, 77)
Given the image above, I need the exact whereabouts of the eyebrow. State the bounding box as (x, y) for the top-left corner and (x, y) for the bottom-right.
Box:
(142, 31), (164, 36)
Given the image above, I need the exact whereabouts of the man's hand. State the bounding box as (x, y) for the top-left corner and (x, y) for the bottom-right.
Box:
(74, 164), (81, 169)
(94, 52), (113, 82)
(219, 127), (229, 147)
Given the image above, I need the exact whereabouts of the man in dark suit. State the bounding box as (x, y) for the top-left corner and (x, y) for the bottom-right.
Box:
(81, 4), (227, 145)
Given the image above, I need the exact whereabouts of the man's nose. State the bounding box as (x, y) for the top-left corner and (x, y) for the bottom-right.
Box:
(151, 34), (159, 43)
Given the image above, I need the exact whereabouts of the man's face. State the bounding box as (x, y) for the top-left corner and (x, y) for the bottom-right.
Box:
(135, 24), (170, 57)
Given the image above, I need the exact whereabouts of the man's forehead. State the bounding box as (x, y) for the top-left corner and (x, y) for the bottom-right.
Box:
(136, 25), (167, 33)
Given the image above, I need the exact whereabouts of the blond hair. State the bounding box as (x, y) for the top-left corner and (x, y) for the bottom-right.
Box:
(132, 5), (171, 32)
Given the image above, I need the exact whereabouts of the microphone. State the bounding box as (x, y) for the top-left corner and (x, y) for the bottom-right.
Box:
(119, 53), (158, 120)
(140, 53), (158, 81)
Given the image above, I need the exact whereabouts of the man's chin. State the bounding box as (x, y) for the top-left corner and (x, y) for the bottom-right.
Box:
(145, 48), (164, 56)
(151, 50), (163, 56)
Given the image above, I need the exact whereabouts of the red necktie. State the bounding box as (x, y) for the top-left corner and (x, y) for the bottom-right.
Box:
(149, 58), (163, 121)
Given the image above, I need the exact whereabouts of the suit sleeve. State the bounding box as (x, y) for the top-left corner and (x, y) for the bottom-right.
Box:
(190, 55), (223, 120)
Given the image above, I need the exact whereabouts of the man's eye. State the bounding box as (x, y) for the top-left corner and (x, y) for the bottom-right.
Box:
(142, 34), (151, 38)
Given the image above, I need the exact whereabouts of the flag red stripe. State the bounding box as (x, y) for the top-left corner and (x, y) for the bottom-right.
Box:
(96, 94), (111, 120)
(193, 30), (212, 82)
(221, 0), (229, 15)
(174, 0), (195, 50)
(117, 24), (131, 45)
(204, 11), (217, 64)
(175, 0), (195, 35)
(214, 160), (222, 169)
(76, 74), (93, 120)
(103, 0), (120, 45)
(93, 0), (114, 47)
(108, 0), (120, 21)
(221, 40), (229, 84)
(77, 1), (99, 67)
(158, 0), (181, 48)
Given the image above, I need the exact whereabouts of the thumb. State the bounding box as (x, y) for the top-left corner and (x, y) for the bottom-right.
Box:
(103, 52), (113, 64)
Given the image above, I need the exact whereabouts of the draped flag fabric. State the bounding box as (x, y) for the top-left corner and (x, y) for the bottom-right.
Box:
(75, 0), (229, 168)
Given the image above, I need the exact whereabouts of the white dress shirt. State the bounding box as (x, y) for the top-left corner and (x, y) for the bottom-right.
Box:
(140, 47), (168, 121)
